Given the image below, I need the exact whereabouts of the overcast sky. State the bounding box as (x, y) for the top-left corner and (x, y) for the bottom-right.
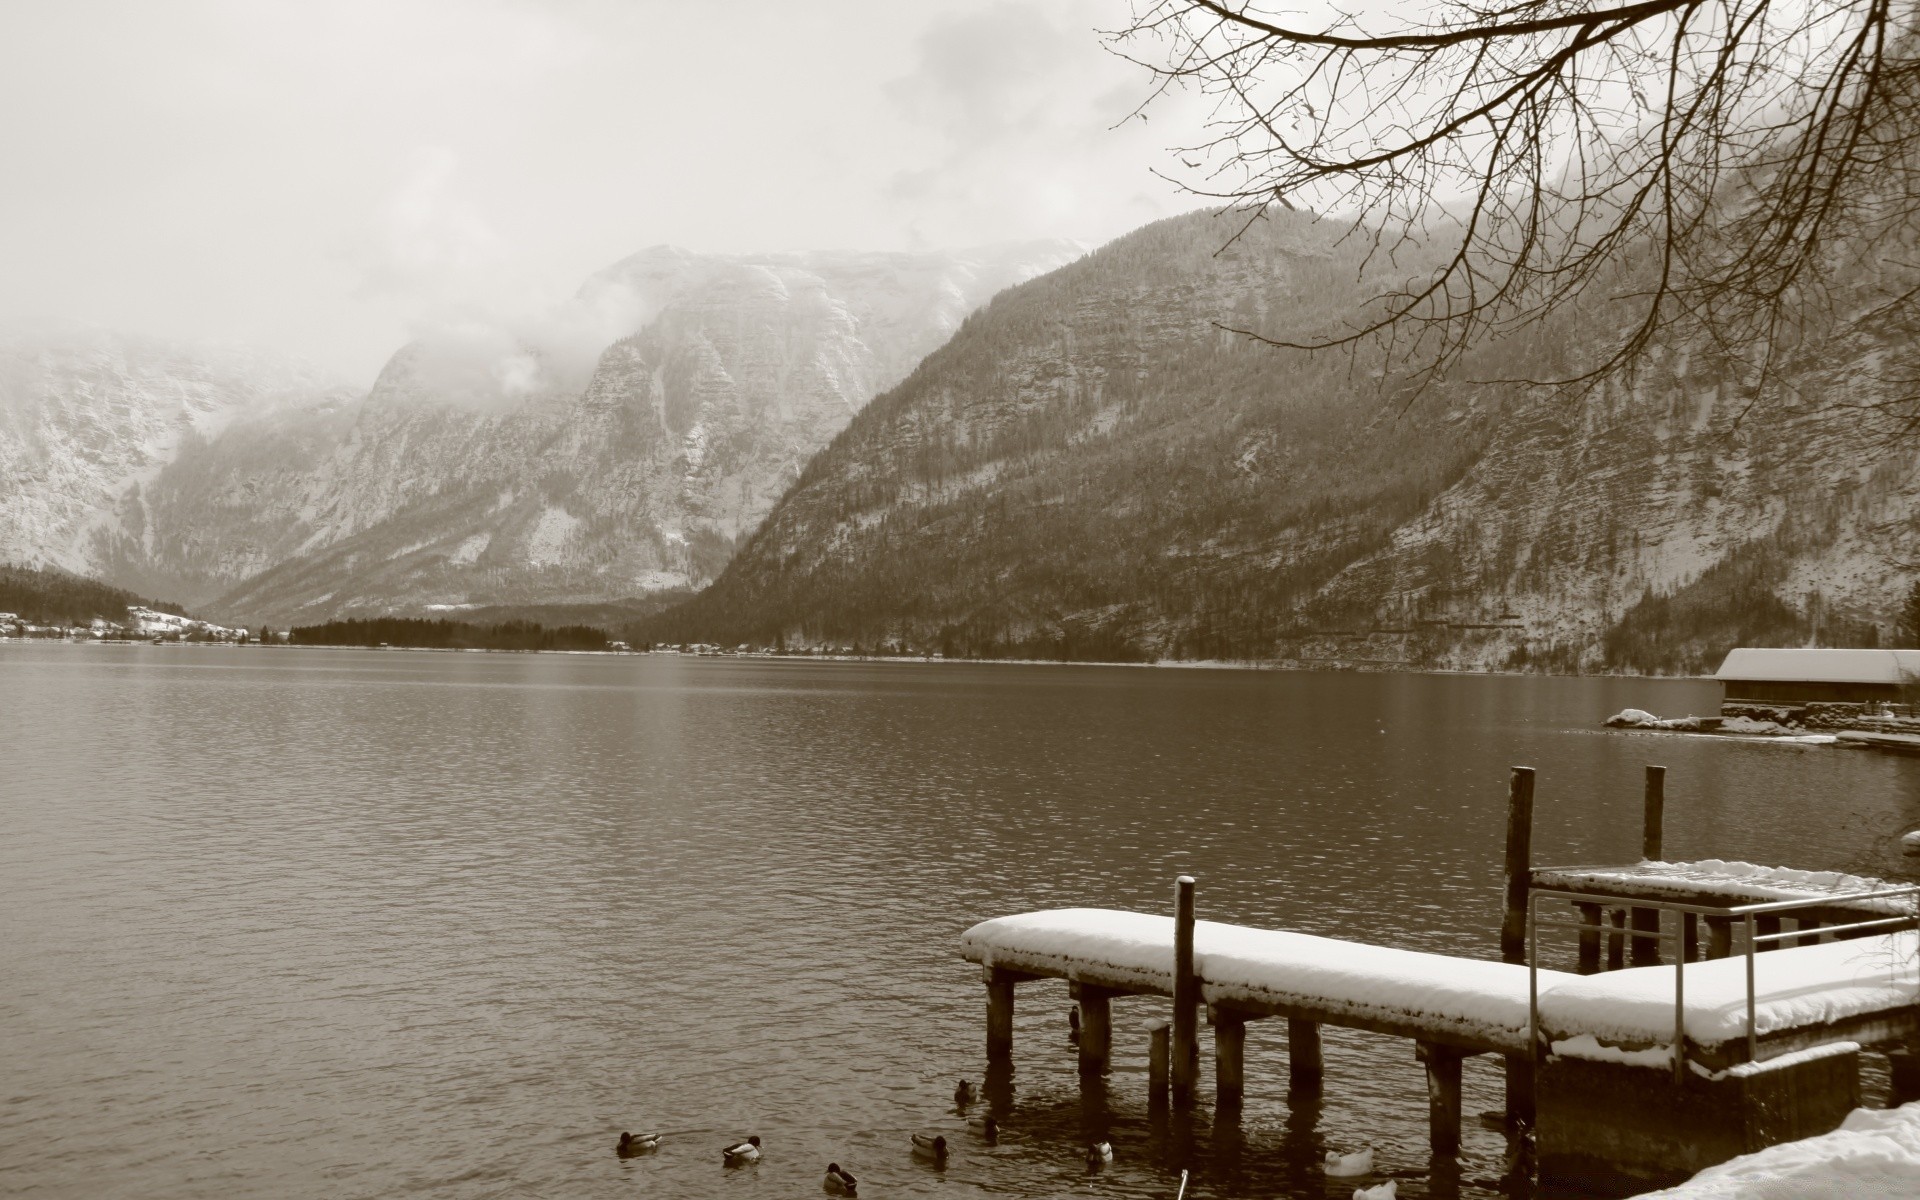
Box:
(0, 0), (1200, 384)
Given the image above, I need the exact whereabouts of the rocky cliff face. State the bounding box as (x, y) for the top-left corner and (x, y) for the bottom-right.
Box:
(3, 242), (1080, 624)
(0, 321), (351, 601)
(644, 210), (1920, 672)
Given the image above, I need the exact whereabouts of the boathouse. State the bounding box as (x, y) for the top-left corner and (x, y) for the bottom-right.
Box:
(1715, 647), (1920, 706)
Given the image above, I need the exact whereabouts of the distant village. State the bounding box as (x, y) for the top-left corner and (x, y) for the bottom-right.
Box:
(0, 605), (272, 644)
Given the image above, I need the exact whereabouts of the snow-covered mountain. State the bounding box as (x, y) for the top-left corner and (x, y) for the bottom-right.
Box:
(3, 242), (1082, 622)
(0, 320), (352, 601)
(639, 209), (1920, 673)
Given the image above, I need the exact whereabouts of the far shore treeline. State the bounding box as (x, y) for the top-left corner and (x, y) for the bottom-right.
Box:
(289, 617), (610, 652)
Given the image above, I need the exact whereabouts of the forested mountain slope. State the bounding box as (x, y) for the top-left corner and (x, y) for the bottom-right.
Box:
(641, 208), (1920, 671)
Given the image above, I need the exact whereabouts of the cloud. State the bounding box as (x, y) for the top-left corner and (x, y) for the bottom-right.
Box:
(880, 0), (1194, 248)
(351, 147), (650, 411)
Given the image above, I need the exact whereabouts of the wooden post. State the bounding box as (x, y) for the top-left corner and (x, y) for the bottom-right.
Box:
(1756, 913), (1782, 952)
(1500, 767), (1536, 966)
(1798, 917), (1824, 947)
(1212, 1006), (1246, 1106)
(1172, 875), (1199, 1108)
(1071, 982), (1112, 1075)
(1607, 908), (1626, 971)
(1146, 1018), (1170, 1098)
(1891, 1048), (1920, 1106)
(985, 966), (1015, 1066)
(1643, 765), (1666, 861)
(1631, 907), (1662, 966)
(1683, 912), (1700, 962)
(1630, 765), (1668, 968)
(1705, 915), (1734, 960)
(1576, 902), (1603, 974)
(1288, 1017), (1323, 1088)
(1418, 1041), (1465, 1155)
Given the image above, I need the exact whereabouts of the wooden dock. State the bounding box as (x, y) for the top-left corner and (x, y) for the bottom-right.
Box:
(957, 766), (1920, 1181)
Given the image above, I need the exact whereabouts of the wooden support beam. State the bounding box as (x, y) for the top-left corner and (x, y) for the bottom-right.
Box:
(1505, 1052), (1534, 1125)
(1146, 1018), (1169, 1098)
(1706, 915), (1733, 960)
(1683, 912), (1699, 962)
(1642, 765), (1666, 861)
(985, 966), (1015, 1066)
(1576, 902), (1603, 975)
(1501, 767), (1536, 965)
(1418, 1041), (1465, 1155)
(1892, 1048), (1920, 1107)
(1756, 913), (1782, 952)
(1070, 982), (1113, 1075)
(1172, 875), (1199, 1108)
(1288, 1017), (1323, 1088)
(1212, 1006), (1247, 1106)
(1630, 907), (1662, 967)
(1798, 917), (1824, 948)
(1607, 908), (1626, 971)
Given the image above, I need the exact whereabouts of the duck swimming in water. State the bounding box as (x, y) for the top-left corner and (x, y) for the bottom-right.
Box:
(953, 1079), (976, 1107)
(822, 1162), (858, 1194)
(1086, 1140), (1114, 1169)
(1324, 1147), (1374, 1177)
(910, 1133), (948, 1162)
(967, 1113), (998, 1142)
(616, 1131), (660, 1156)
(722, 1136), (761, 1165)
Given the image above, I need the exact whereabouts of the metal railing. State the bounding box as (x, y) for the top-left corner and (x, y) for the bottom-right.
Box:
(1525, 882), (1920, 1084)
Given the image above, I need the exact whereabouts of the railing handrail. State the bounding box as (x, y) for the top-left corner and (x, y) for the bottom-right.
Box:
(1524, 882), (1920, 1085)
(1529, 880), (1920, 919)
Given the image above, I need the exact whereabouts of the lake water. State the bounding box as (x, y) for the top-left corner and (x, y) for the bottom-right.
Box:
(4, 645), (1918, 1199)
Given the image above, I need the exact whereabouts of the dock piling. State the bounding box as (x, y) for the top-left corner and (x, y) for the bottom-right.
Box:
(1606, 908), (1626, 970)
(1071, 982), (1113, 1075)
(1417, 1041), (1465, 1155)
(1288, 1017), (1323, 1087)
(1212, 1005), (1247, 1106)
(1643, 766), (1666, 860)
(1499, 767), (1539, 1123)
(1146, 1018), (1170, 1098)
(1755, 914), (1782, 951)
(1705, 915), (1734, 960)
(1628, 767), (1668, 967)
(985, 966), (1015, 1066)
(1172, 875), (1199, 1108)
(1575, 902), (1603, 974)
(1500, 767), (1536, 965)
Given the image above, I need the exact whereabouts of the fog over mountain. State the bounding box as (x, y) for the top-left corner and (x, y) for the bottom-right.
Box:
(1, 241), (1082, 622)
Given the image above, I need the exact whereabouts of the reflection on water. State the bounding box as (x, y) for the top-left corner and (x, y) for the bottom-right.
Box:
(3, 645), (1916, 1198)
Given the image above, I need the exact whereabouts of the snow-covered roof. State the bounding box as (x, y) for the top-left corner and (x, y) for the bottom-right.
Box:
(1715, 647), (1920, 685)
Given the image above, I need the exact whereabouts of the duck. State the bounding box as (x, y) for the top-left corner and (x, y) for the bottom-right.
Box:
(953, 1078), (976, 1108)
(967, 1113), (999, 1142)
(1086, 1140), (1114, 1169)
(822, 1162), (858, 1195)
(1324, 1147), (1374, 1177)
(721, 1135), (761, 1165)
(1353, 1182), (1397, 1200)
(616, 1131), (661, 1156)
(910, 1133), (948, 1162)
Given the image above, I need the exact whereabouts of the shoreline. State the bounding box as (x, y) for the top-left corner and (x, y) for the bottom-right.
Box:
(0, 636), (1718, 682)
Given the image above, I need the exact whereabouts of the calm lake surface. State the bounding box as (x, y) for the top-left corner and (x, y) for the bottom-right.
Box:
(5, 645), (1919, 1199)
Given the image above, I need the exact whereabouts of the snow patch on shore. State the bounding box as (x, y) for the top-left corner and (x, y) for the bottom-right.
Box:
(1646, 1102), (1920, 1197)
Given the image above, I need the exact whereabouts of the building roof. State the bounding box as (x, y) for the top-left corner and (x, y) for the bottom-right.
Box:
(1715, 647), (1920, 685)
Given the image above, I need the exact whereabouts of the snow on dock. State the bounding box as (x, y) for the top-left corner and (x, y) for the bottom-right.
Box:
(962, 910), (1919, 1062)
(1539, 932), (1920, 1057)
(1531, 859), (1906, 912)
(962, 908), (1574, 1053)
